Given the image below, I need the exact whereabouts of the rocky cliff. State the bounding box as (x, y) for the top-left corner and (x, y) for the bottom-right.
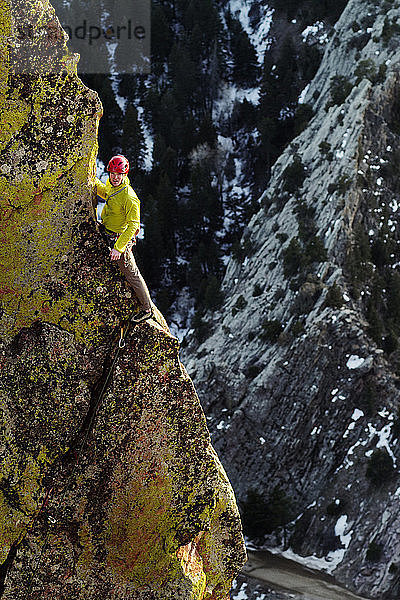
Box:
(183, 1), (400, 598)
(0, 1), (246, 598)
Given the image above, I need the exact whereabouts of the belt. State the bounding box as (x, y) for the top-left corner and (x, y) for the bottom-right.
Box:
(99, 225), (119, 249)
(104, 228), (118, 238)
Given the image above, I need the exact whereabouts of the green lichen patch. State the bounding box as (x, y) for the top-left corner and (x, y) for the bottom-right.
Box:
(1, 316), (246, 599)
(0, 1), (246, 596)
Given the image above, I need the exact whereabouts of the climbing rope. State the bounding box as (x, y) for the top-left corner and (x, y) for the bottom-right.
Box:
(18, 310), (141, 597)
(74, 317), (138, 456)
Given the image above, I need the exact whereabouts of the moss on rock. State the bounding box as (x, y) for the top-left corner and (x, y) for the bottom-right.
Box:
(0, 1), (246, 598)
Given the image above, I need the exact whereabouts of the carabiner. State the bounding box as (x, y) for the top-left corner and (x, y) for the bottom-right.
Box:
(119, 327), (126, 349)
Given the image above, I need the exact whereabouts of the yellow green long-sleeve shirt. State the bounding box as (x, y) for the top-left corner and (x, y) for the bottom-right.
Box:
(96, 176), (140, 253)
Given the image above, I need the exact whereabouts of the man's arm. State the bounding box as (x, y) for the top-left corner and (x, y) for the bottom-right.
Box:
(113, 193), (140, 254)
(96, 178), (107, 204)
(110, 226), (139, 261)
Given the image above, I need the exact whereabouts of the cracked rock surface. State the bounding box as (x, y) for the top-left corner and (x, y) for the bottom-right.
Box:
(183, 1), (400, 598)
(0, 2), (246, 598)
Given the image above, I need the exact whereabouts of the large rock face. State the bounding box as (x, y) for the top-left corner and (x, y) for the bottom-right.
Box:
(0, 1), (246, 598)
(183, 1), (400, 598)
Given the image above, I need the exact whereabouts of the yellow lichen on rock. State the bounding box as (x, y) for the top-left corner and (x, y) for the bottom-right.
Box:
(0, 1), (246, 598)
(0, 0), (104, 345)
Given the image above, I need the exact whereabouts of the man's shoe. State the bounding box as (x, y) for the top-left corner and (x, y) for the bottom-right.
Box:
(132, 307), (153, 323)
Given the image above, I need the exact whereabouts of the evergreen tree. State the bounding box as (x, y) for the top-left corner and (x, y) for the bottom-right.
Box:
(256, 116), (279, 183)
(159, 91), (180, 143)
(276, 36), (299, 108)
(226, 13), (259, 86)
(386, 271), (400, 332)
(203, 275), (223, 311)
(152, 135), (179, 185)
(273, 0), (298, 20)
(121, 103), (146, 173)
(82, 73), (123, 162)
(187, 162), (223, 241)
(256, 34), (305, 191)
(202, 238), (223, 276)
(241, 487), (293, 541)
(118, 74), (142, 104)
(259, 48), (282, 122)
(154, 173), (177, 260)
(183, 0), (221, 53)
(146, 90), (186, 153)
(187, 24), (205, 62)
(187, 253), (204, 297)
(179, 113), (198, 157)
(206, 41), (221, 111)
(198, 114), (217, 148)
(152, 134), (168, 169)
(269, 0), (347, 23)
(140, 194), (164, 284)
(169, 43), (200, 111)
(151, 3), (174, 64)
(231, 99), (258, 132)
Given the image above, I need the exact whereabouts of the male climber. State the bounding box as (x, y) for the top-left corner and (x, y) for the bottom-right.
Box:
(96, 154), (153, 323)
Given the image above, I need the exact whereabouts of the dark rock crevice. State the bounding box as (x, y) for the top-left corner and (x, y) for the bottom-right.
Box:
(0, 543), (18, 598)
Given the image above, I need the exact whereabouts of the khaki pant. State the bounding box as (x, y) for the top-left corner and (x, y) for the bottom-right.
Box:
(117, 241), (152, 311)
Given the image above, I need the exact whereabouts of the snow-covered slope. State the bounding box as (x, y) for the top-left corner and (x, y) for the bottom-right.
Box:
(228, 0), (274, 63)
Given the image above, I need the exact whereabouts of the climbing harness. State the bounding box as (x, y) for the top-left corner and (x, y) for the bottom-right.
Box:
(100, 225), (119, 248)
(18, 308), (143, 597)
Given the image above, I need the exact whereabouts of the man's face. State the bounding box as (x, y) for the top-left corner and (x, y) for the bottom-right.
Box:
(109, 171), (124, 187)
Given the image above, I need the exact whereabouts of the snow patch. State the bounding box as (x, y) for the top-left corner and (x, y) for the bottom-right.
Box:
(110, 74), (127, 112)
(229, 0), (274, 63)
(333, 514), (353, 562)
(302, 22), (322, 37)
(231, 581), (248, 600)
(351, 409), (364, 421)
(368, 422), (396, 464)
(278, 517), (353, 573)
(213, 83), (260, 122)
(343, 410), (364, 440)
(137, 105), (154, 171)
(346, 355), (365, 369)
(298, 83), (310, 104)
(273, 536), (350, 576)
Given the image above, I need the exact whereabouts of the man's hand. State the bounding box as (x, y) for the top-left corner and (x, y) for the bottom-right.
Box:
(110, 248), (122, 261)
(132, 228), (140, 245)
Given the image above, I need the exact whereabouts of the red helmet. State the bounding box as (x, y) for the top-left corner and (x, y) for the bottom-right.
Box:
(107, 155), (129, 174)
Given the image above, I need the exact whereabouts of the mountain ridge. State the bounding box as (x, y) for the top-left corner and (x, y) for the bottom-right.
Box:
(183, 1), (400, 597)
